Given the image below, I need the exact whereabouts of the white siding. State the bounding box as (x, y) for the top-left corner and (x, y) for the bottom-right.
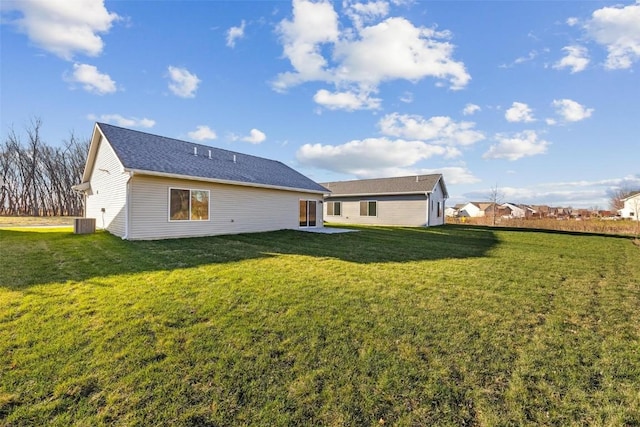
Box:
(427, 181), (446, 226)
(128, 174), (323, 240)
(325, 196), (428, 227)
(620, 194), (640, 220)
(85, 136), (129, 237)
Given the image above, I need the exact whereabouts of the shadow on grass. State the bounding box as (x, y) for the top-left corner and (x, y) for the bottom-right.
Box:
(0, 224), (498, 289)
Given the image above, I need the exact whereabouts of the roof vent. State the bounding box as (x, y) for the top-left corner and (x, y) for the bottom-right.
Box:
(415, 175), (419, 182)
(208, 150), (212, 159)
(193, 147), (197, 156)
(233, 154), (237, 163)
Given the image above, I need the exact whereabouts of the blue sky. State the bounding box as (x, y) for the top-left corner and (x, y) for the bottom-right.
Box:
(2, 0), (639, 209)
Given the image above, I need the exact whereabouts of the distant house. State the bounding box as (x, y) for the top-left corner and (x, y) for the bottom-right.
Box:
(532, 205), (551, 218)
(321, 174), (448, 227)
(458, 202), (492, 218)
(619, 192), (640, 221)
(500, 203), (527, 218)
(73, 123), (328, 240)
(445, 206), (458, 217)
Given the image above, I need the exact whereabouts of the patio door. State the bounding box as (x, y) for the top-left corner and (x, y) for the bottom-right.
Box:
(299, 200), (317, 227)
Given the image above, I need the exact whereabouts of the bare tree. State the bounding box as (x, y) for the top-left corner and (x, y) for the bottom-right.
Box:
(608, 186), (633, 212)
(489, 183), (503, 226)
(1, 118), (89, 217)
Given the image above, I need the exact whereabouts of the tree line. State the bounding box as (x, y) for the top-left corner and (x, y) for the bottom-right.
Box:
(1, 118), (89, 217)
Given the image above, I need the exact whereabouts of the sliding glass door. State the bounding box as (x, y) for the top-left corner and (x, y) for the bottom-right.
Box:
(299, 200), (317, 227)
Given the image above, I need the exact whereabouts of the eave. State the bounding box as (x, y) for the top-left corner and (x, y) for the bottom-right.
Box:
(126, 169), (328, 195)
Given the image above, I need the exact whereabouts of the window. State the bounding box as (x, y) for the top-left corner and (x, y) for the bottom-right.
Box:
(169, 188), (209, 221)
(360, 200), (377, 216)
(437, 201), (442, 218)
(327, 201), (341, 216)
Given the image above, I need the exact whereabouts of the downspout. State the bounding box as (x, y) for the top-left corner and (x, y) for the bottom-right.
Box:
(123, 171), (133, 240)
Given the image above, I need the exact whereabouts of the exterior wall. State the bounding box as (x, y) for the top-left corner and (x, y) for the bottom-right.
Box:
(324, 194), (428, 227)
(427, 181), (446, 226)
(620, 194), (640, 220)
(127, 174), (323, 240)
(85, 136), (129, 237)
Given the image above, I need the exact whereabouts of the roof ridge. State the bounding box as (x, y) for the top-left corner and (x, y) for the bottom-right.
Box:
(321, 173), (442, 185)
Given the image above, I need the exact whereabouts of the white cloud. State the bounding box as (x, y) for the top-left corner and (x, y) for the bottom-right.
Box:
(167, 66), (201, 98)
(462, 103), (481, 116)
(427, 166), (480, 185)
(514, 50), (538, 64)
(553, 45), (590, 73)
(399, 91), (413, 103)
(226, 20), (246, 48)
(66, 63), (116, 94)
(88, 114), (155, 128)
(552, 99), (594, 122)
(313, 89), (381, 111)
(274, 0), (470, 109)
(566, 17), (579, 27)
(378, 113), (484, 146)
(273, 0), (340, 91)
(483, 130), (550, 161)
(333, 17), (470, 90)
(499, 49), (545, 68)
(188, 125), (217, 141)
(1, 0), (120, 60)
(505, 102), (535, 123)
(241, 129), (267, 144)
(585, 2), (640, 69)
(296, 137), (460, 177)
(344, 0), (389, 29)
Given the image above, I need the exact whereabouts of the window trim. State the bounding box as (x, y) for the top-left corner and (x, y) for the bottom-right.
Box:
(168, 187), (210, 222)
(326, 201), (342, 216)
(360, 200), (377, 217)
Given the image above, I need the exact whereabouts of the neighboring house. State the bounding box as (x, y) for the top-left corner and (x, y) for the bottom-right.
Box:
(73, 123), (328, 240)
(458, 202), (491, 218)
(500, 202), (526, 218)
(321, 174), (448, 227)
(532, 205), (551, 218)
(445, 206), (458, 217)
(619, 192), (640, 221)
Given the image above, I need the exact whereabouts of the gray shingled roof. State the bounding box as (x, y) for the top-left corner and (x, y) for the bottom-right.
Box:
(97, 123), (327, 193)
(321, 174), (446, 197)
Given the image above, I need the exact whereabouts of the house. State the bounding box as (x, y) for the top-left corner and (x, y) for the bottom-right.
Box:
(445, 206), (458, 217)
(618, 191), (640, 221)
(458, 202), (492, 218)
(531, 205), (551, 218)
(320, 174), (448, 227)
(73, 123), (328, 240)
(457, 202), (480, 218)
(500, 202), (526, 218)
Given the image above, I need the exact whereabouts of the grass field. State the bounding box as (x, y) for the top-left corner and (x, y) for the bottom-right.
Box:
(1, 225), (639, 426)
(0, 216), (75, 227)
(448, 216), (640, 238)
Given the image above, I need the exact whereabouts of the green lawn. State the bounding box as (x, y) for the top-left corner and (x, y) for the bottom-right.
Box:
(1, 225), (639, 426)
